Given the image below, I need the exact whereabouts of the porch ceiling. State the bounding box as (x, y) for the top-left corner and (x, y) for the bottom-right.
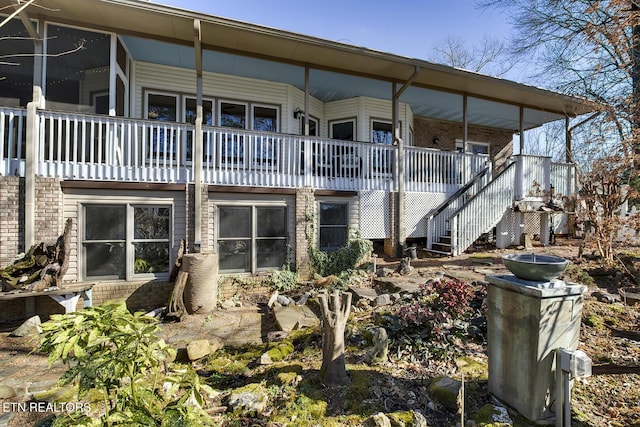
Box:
(21, 0), (598, 129)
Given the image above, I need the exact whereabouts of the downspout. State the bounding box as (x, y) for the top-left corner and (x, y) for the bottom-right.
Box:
(393, 65), (420, 256)
(23, 11), (43, 250)
(193, 19), (203, 250)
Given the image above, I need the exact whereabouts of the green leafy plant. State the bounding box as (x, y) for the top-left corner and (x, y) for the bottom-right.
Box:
(37, 302), (216, 426)
(267, 265), (299, 292)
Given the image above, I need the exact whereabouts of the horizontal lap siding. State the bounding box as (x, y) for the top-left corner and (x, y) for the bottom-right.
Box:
(133, 62), (290, 120)
(63, 188), (187, 282)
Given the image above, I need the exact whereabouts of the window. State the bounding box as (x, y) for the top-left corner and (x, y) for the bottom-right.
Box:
(330, 119), (355, 141)
(184, 97), (214, 161)
(253, 105), (278, 132)
(456, 140), (490, 156)
(82, 204), (171, 280)
(319, 202), (348, 250)
(218, 205), (288, 273)
(252, 105), (279, 165)
(146, 92), (179, 159)
(219, 101), (247, 129)
(371, 120), (393, 144)
(299, 116), (319, 136)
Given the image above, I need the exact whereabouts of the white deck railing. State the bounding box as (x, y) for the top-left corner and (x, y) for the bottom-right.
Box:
(0, 108), (26, 176)
(450, 162), (517, 256)
(0, 108), (493, 194)
(550, 162), (576, 200)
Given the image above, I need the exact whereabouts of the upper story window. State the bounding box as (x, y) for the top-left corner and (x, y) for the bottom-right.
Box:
(456, 140), (490, 156)
(371, 120), (394, 144)
(146, 93), (178, 121)
(253, 105), (279, 132)
(330, 119), (356, 141)
(219, 101), (247, 129)
(299, 115), (319, 136)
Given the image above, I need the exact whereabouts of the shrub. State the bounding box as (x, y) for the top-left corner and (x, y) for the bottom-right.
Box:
(309, 238), (372, 277)
(37, 302), (215, 426)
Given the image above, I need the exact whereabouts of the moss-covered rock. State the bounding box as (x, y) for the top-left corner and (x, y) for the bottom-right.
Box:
(472, 403), (513, 426)
(428, 376), (461, 411)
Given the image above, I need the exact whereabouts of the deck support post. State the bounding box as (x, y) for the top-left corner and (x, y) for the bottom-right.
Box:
(193, 19), (203, 250)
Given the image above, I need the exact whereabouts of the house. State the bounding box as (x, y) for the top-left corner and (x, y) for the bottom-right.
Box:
(0, 0), (597, 317)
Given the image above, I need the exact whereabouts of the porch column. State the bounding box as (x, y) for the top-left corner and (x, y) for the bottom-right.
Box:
(564, 116), (572, 163)
(22, 12), (44, 249)
(519, 105), (525, 154)
(463, 94), (468, 144)
(193, 19), (204, 250)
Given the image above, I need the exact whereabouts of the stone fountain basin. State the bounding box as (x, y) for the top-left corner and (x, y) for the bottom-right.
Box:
(502, 253), (569, 282)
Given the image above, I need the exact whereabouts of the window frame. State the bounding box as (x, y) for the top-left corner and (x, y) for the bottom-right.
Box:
(329, 118), (356, 141)
(216, 203), (289, 274)
(317, 201), (350, 251)
(81, 202), (173, 281)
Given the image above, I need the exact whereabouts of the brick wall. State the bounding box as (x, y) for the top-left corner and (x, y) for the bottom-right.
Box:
(0, 177), (23, 267)
(34, 177), (64, 244)
(295, 187), (315, 280)
(413, 117), (513, 171)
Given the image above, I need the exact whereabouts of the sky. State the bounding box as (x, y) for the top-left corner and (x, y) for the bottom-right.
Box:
(152, 0), (517, 77)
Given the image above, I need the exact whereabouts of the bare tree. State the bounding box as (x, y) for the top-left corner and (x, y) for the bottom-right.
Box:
(478, 0), (639, 154)
(428, 34), (518, 77)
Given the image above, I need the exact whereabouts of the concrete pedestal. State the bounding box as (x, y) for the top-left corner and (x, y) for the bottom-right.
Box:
(487, 275), (586, 424)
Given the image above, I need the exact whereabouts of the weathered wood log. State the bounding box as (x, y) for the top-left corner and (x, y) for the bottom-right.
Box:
(0, 218), (73, 291)
(605, 324), (640, 341)
(167, 271), (189, 320)
(169, 239), (185, 283)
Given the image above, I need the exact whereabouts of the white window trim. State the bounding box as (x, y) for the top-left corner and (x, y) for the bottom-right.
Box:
(80, 201), (173, 281)
(329, 118), (357, 141)
(144, 90), (180, 121)
(251, 103), (280, 133)
(218, 99), (249, 129)
(455, 139), (490, 156)
(215, 200), (290, 274)
(316, 200), (350, 251)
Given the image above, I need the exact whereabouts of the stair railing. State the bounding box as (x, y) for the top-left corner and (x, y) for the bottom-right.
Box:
(449, 162), (517, 256)
(426, 162), (492, 251)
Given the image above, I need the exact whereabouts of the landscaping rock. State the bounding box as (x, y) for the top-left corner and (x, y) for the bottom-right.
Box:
(272, 304), (320, 332)
(592, 290), (615, 304)
(428, 376), (462, 410)
(0, 385), (16, 399)
(295, 291), (314, 305)
(259, 352), (273, 365)
(10, 315), (41, 337)
(220, 299), (236, 310)
(349, 286), (378, 302)
(186, 339), (211, 361)
(228, 390), (268, 416)
(374, 294), (392, 306)
(276, 295), (291, 306)
(387, 410), (428, 427)
(472, 403), (513, 426)
(365, 412), (391, 427)
(267, 291), (279, 308)
(267, 331), (288, 342)
(377, 267), (394, 277)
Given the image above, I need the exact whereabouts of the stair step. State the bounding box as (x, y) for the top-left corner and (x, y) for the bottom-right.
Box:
(432, 243), (452, 253)
(438, 236), (452, 244)
(424, 248), (452, 256)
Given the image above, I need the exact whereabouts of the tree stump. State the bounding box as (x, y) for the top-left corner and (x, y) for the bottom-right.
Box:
(319, 290), (352, 386)
(182, 253), (218, 314)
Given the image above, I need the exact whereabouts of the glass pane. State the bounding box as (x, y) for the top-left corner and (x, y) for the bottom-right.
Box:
(331, 121), (354, 141)
(133, 242), (170, 274)
(320, 203), (347, 226)
(257, 207), (286, 237)
(147, 94), (177, 121)
(219, 207), (251, 238)
(0, 19), (33, 106)
(319, 227), (347, 250)
(134, 207), (170, 239)
(253, 106), (278, 132)
(220, 102), (246, 129)
(372, 121), (393, 144)
(257, 239), (286, 269)
(84, 242), (125, 278)
(185, 98), (213, 125)
(219, 240), (250, 272)
(85, 205), (125, 240)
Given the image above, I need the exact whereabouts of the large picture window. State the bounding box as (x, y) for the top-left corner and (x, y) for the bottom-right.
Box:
(218, 205), (288, 273)
(319, 202), (348, 251)
(82, 204), (171, 280)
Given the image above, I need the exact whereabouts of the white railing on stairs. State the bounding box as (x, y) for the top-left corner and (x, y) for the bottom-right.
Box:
(426, 163), (493, 251)
(449, 162), (517, 256)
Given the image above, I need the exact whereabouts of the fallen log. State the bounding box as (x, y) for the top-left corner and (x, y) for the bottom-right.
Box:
(0, 218), (72, 292)
(605, 324), (640, 341)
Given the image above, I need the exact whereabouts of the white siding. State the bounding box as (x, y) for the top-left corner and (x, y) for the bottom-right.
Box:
(63, 188), (186, 281)
(80, 67), (109, 108)
(132, 62), (290, 123)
